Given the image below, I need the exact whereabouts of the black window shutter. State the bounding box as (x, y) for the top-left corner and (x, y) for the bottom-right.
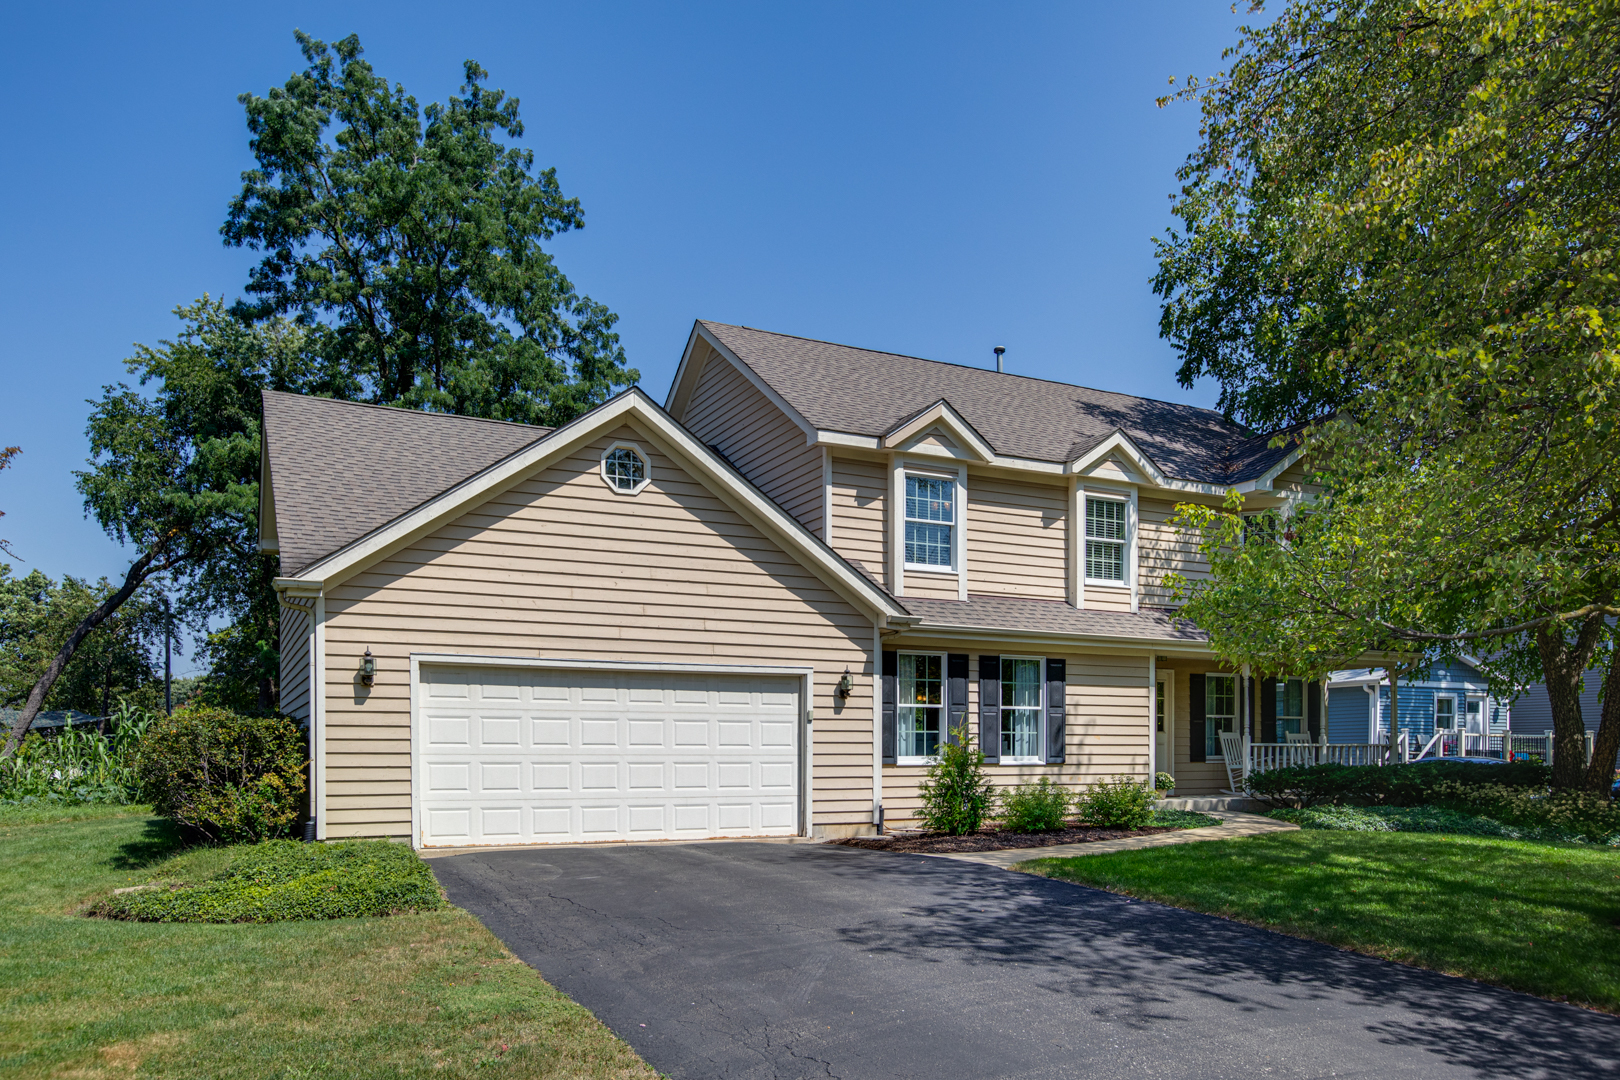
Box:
(1261, 677), (1278, 744)
(1189, 674), (1206, 762)
(1045, 658), (1066, 764)
(1308, 680), (1323, 741)
(978, 655), (1001, 764)
(881, 650), (897, 765)
(946, 654), (969, 745)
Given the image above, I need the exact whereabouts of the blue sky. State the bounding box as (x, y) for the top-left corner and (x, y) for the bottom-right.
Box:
(0, 0), (1245, 604)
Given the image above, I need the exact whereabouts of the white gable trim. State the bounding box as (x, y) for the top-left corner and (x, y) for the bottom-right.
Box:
(1067, 430), (1165, 486)
(1234, 443), (1308, 494)
(272, 388), (908, 622)
(666, 322), (819, 444)
(880, 400), (995, 462)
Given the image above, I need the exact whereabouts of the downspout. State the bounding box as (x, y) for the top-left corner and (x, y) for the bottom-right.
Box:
(872, 617), (883, 834)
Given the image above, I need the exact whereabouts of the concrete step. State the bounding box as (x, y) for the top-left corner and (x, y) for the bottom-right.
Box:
(1158, 795), (1266, 813)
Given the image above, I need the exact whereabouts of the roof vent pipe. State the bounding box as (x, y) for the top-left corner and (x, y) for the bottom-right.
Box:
(993, 345), (1005, 373)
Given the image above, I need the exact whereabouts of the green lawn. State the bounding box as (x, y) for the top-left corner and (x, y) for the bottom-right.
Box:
(0, 805), (657, 1079)
(1021, 830), (1620, 1012)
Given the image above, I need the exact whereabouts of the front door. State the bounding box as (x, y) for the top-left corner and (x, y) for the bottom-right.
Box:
(1464, 698), (1485, 735)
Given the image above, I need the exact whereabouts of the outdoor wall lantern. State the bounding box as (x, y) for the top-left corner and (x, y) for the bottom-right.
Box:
(836, 668), (853, 699)
(361, 648), (376, 687)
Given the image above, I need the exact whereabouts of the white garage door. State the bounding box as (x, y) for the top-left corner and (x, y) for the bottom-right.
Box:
(415, 665), (803, 847)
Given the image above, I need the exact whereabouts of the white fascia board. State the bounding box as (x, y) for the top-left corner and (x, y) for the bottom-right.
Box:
(686, 323), (820, 445)
(814, 430), (883, 450)
(277, 389), (908, 623)
(663, 322), (710, 419)
(1067, 430), (1167, 487)
(881, 401), (996, 462)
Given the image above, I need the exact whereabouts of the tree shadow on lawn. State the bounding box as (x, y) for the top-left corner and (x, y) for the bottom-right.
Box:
(107, 815), (185, 871)
(813, 848), (1620, 1080)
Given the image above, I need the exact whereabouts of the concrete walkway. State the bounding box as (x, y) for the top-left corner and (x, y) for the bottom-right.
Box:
(920, 809), (1298, 869)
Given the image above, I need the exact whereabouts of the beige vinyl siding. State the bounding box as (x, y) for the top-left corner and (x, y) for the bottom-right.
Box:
(320, 425), (873, 839)
(879, 643), (1151, 825)
(828, 454), (887, 585)
(1138, 494), (1208, 609)
(1170, 665), (1238, 796)
(1272, 458), (1322, 498)
(278, 602), (312, 724)
(966, 475), (1067, 600)
(1082, 587), (1133, 612)
(681, 347), (824, 537)
(901, 572), (960, 601)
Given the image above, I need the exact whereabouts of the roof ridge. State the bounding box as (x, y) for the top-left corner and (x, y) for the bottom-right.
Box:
(699, 320), (1242, 427)
(261, 389), (553, 434)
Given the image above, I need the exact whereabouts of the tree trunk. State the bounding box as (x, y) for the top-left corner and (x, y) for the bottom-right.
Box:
(1534, 615), (1606, 790)
(1, 549), (161, 758)
(1584, 653), (1620, 795)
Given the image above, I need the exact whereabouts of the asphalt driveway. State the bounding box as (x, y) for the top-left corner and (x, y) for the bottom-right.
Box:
(432, 841), (1619, 1080)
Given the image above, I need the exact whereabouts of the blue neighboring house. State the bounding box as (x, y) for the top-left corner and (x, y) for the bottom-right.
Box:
(1327, 658), (1509, 746)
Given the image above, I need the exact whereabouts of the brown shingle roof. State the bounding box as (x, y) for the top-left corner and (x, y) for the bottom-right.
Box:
(263, 391), (549, 574)
(699, 321), (1295, 484)
(897, 595), (1207, 643)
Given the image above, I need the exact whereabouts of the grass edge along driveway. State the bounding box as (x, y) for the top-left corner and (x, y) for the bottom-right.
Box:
(1020, 830), (1620, 1013)
(0, 805), (658, 1080)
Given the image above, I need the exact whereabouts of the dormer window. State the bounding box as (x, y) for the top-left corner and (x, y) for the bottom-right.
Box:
(904, 473), (955, 569)
(1085, 497), (1127, 582)
(600, 443), (651, 495)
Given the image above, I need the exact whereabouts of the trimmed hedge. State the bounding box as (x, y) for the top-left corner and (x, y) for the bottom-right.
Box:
(95, 840), (447, 923)
(1247, 760), (1554, 808)
(136, 706), (306, 843)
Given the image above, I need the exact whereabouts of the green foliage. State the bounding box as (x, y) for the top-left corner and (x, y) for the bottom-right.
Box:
(1074, 777), (1155, 829)
(915, 736), (995, 835)
(1154, 770), (1175, 792)
(1425, 781), (1620, 844)
(223, 32), (638, 425)
(0, 564), (164, 714)
(1149, 808), (1220, 829)
(1247, 760), (1553, 808)
(1156, 0), (1620, 792)
(1267, 803), (1611, 844)
(0, 705), (153, 805)
(997, 778), (1072, 833)
(96, 839), (446, 923)
(136, 705), (306, 842)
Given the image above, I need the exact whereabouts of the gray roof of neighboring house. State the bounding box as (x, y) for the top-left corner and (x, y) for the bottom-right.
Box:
(699, 321), (1298, 485)
(263, 391), (550, 575)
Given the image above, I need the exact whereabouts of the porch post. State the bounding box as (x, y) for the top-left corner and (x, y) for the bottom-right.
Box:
(1241, 663), (1252, 779)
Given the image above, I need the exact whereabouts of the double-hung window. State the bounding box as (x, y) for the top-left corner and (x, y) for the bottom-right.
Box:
(905, 474), (955, 570)
(1000, 656), (1044, 762)
(1434, 695), (1456, 731)
(897, 652), (943, 761)
(1205, 673), (1237, 759)
(1276, 678), (1305, 737)
(1085, 497), (1127, 583)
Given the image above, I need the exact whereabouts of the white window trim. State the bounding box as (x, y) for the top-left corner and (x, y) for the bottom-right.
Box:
(1205, 671), (1238, 759)
(1081, 487), (1136, 602)
(599, 441), (651, 495)
(896, 650), (947, 766)
(898, 462), (968, 599)
(1434, 692), (1458, 731)
(999, 653), (1047, 764)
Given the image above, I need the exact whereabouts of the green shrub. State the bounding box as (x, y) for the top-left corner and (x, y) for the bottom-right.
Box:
(1424, 782), (1620, 843)
(1075, 776), (1155, 829)
(95, 839), (446, 923)
(915, 735), (995, 835)
(1247, 760), (1556, 808)
(1154, 771), (1176, 792)
(1149, 808), (1219, 829)
(0, 704), (153, 806)
(136, 706), (307, 843)
(998, 778), (1072, 833)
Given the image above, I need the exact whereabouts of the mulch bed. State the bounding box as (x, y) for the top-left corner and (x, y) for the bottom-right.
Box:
(827, 825), (1179, 854)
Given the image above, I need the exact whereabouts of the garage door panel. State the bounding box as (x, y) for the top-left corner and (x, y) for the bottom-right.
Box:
(418, 667), (801, 847)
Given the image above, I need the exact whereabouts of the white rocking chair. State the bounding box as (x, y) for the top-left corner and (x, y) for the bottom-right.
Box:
(1218, 731), (1246, 794)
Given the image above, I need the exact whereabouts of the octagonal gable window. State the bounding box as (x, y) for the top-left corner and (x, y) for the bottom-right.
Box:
(600, 443), (650, 495)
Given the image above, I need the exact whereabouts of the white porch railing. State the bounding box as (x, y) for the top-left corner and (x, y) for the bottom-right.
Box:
(1227, 728), (1596, 788)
